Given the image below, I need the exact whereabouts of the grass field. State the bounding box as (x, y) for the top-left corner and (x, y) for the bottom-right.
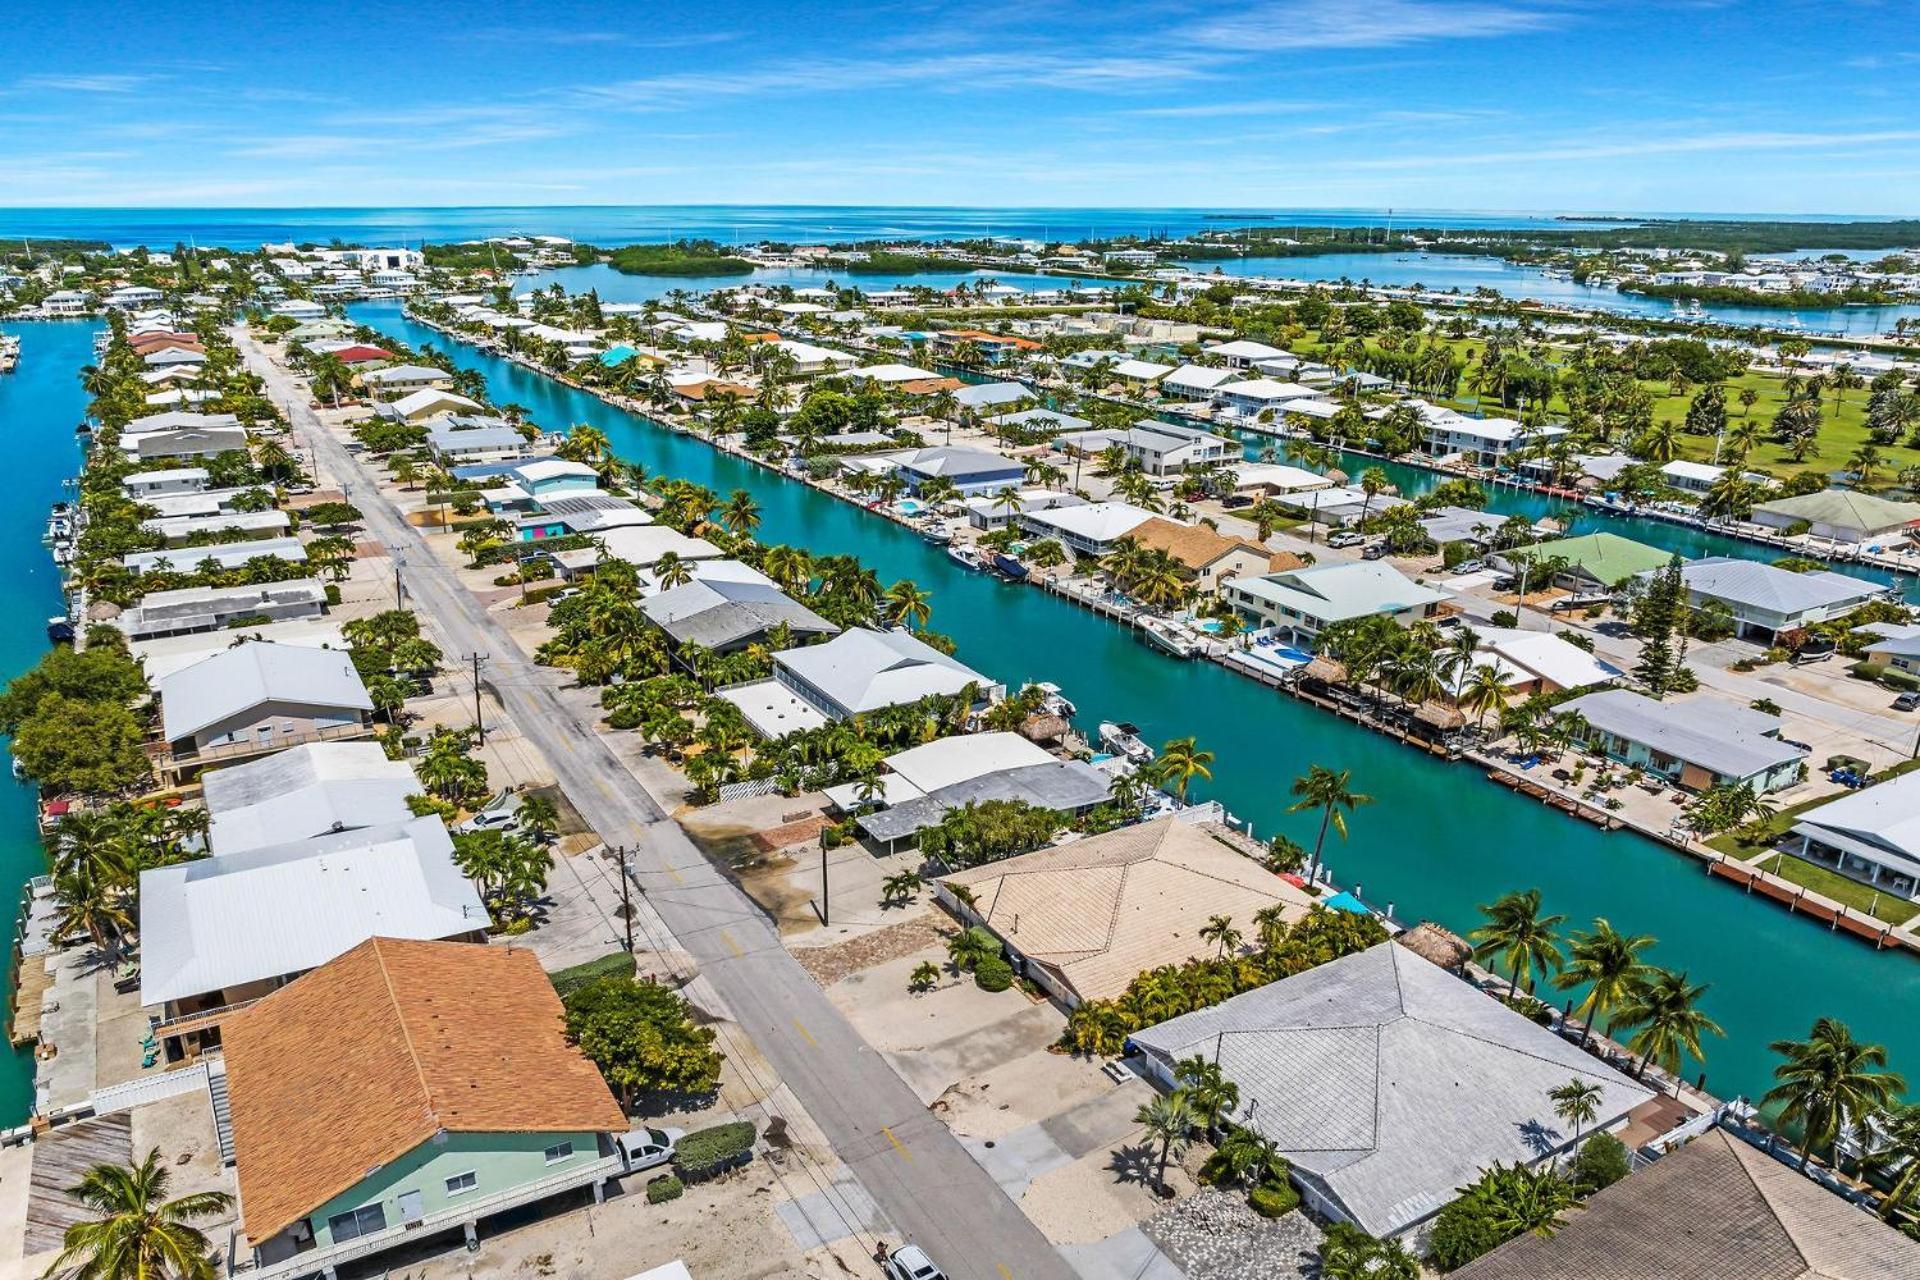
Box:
(1756, 852), (1919, 925)
(1292, 333), (1894, 483)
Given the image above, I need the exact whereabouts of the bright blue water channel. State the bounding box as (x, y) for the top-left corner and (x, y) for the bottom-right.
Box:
(0, 320), (98, 1121)
(355, 301), (1920, 1106)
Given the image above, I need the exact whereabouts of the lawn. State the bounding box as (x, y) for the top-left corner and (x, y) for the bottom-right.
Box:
(1290, 333), (1897, 484)
(1757, 852), (1920, 926)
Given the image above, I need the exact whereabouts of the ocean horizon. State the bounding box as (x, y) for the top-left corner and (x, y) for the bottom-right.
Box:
(0, 204), (1908, 252)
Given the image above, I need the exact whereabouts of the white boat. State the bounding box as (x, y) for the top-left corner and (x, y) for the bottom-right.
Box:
(1098, 721), (1155, 764)
(1028, 681), (1076, 718)
(920, 520), (954, 546)
(945, 544), (985, 571)
(1138, 617), (1203, 659)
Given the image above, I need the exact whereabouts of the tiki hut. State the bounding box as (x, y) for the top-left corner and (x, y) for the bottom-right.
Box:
(1302, 655), (1350, 688)
(1395, 921), (1473, 974)
(1020, 712), (1070, 745)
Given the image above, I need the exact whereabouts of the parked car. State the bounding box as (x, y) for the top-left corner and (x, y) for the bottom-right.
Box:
(883, 1246), (947, 1280)
(617, 1125), (683, 1173)
(454, 792), (522, 834)
(1895, 692), (1920, 712)
(1453, 558), (1486, 575)
(1361, 543), (1389, 560)
(1326, 531), (1365, 549)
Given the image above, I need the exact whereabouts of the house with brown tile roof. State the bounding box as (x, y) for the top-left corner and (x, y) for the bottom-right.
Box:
(223, 937), (627, 1279)
(936, 815), (1316, 1005)
(1453, 1126), (1920, 1280)
(1125, 518), (1304, 593)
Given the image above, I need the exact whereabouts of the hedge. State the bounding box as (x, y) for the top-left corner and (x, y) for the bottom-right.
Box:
(645, 1175), (685, 1204)
(1248, 1180), (1300, 1218)
(549, 951), (637, 999)
(974, 955), (1013, 992)
(675, 1121), (756, 1182)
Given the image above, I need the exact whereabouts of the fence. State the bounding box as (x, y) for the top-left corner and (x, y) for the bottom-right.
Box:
(716, 777), (786, 804)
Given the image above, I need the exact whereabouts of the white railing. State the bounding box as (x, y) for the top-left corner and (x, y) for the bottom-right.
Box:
(233, 1154), (624, 1280)
(89, 1063), (209, 1117)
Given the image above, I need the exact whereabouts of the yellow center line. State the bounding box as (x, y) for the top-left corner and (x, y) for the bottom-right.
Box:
(997, 1266), (1013, 1280)
(881, 1126), (912, 1162)
(664, 864), (685, 885)
(720, 929), (743, 958)
(792, 1018), (817, 1047)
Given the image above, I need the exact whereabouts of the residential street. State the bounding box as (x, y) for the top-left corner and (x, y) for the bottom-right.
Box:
(237, 330), (1079, 1280)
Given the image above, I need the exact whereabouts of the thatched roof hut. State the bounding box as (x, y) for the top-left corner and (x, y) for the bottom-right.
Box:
(1020, 712), (1070, 744)
(1395, 921), (1473, 974)
(1302, 655), (1349, 686)
(1414, 701), (1467, 732)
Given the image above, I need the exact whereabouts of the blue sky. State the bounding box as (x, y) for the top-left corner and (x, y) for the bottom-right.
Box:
(4, 0), (1919, 212)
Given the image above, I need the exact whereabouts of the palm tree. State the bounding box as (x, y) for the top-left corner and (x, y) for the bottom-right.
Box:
(1286, 764), (1372, 887)
(1763, 1017), (1905, 1170)
(946, 925), (999, 972)
(1471, 888), (1565, 997)
(1460, 662), (1511, 732)
(719, 488), (761, 538)
(882, 579), (933, 632)
(1135, 1090), (1198, 1196)
(1863, 1102), (1920, 1220)
(1173, 1057), (1241, 1133)
(1615, 968), (1724, 1091)
(1548, 1078), (1605, 1160)
(1198, 914), (1242, 959)
(651, 551), (694, 590)
(880, 870), (923, 907)
(1553, 918), (1655, 1047)
(44, 1148), (234, 1280)
(1152, 736), (1214, 802)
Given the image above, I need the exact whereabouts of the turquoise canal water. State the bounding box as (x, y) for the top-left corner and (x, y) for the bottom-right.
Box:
(0, 320), (96, 1121)
(358, 300), (1920, 1106)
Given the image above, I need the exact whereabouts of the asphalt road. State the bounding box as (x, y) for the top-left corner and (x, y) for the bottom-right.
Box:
(237, 332), (1078, 1280)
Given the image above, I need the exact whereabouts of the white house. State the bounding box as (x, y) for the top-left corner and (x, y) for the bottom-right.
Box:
(1226, 561), (1450, 640)
(1017, 501), (1160, 557)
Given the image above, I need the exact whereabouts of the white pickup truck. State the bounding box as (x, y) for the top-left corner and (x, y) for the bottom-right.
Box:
(618, 1126), (684, 1174)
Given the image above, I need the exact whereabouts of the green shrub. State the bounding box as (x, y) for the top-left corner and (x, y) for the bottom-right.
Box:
(675, 1121), (756, 1183)
(1572, 1133), (1631, 1195)
(974, 955), (1014, 992)
(645, 1174), (684, 1204)
(1490, 610), (1518, 628)
(520, 584), (565, 605)
(324, 584), (342, 606)
(1248, 1181), (1300, 1218)
(1882, 668), (1920, 692)
(549, 951), (637, 999)
(223, 613), (273, 629)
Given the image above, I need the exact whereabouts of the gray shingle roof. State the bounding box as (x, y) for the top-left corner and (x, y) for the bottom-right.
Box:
(857, 760), (1110, 843)
(641, 579), (837, 650)
(1559, 688), (1805, 781)
(1130, 942), (1651, 1238)
(1453, 1128), (1920, 1279)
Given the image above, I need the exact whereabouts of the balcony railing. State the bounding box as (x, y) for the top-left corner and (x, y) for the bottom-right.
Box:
(230, 1154), (624, 1280)
(148, 721), (373, 770)
(154, 996), (265, 1038)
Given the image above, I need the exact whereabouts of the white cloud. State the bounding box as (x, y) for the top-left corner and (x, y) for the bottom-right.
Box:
(1188, 0), (1564, 50)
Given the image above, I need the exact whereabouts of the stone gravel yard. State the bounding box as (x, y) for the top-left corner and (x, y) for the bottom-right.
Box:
(1143, 1189), (1325, 1280)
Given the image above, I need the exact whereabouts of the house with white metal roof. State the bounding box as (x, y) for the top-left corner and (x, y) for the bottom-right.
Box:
(137, 815), (486, 1059)
(123, 536), (307, 576)
(952, 380), (1034, 412)
(1225, 561), (1450, 640)
(154, 641), (374, 779)
(1204, 339), (1288, 368)
(1790, 771), (1920, 901)
(1666, 556), (1888, 641)
(426, 424), (527, 465)
(1160, 364), (1238, 401)
(141, 508), (291, 547)
(115, 580), (329, 641)
(1018, 501), (1160, 557)
(358, 363), (453, 396)
(202, 742), (420, 857)
(770, 627), (1000, 724)
(1131, 940), (1650, 1244)
(1558, 688), (1806, 793)
(124, 467), (210, 499)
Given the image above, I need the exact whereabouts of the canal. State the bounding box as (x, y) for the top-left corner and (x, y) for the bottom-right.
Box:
(358, 301), (1920, 1108)
(0, 319), (98, 1121)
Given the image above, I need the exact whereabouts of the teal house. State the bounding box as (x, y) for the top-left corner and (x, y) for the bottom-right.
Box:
(224, 937), (629, 1279)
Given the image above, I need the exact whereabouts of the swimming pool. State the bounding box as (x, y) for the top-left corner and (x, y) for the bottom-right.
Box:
(895, 498), (927, 515)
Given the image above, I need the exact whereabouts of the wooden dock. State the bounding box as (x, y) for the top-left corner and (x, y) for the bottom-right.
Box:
(24, 1112), (133, 1254)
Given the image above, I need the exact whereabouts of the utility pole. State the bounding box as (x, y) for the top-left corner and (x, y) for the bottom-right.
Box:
(820, 832), (831, 927)
(617, 844), (634, 953)
(468, 653), (488, 744)
(393, 553), (405, 611)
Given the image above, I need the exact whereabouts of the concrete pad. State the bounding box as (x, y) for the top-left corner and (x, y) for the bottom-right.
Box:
(1042, 1078), (1152, 1161)
(1060, 1226), (1185, 1280)
(774, 1172), (891, 1249)
(961, 1122), (1075, 1199)
(884, 1003), (1068, 1104)
(934, 1042), (1119, 1144)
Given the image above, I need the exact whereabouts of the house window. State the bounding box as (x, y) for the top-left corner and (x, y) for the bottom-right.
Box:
(326, 1202), (387, 1243)
(543, 1141), (575, 1164)
(445, 1171), (477, 1196)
